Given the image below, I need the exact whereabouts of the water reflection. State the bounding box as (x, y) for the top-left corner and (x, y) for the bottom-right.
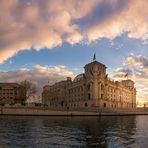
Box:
(0, 116), (148, 147)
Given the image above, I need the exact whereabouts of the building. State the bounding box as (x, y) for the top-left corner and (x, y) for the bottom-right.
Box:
(0, 83), (25, 105)
(42, 56), (136, 110)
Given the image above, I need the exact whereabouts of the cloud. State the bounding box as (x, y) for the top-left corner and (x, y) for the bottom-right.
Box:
(114, 55), (148, 104)
(123, 55), (148, 68)
(0, 0), (99, 63)
(86, 0), (148, 42)
(0, 64), (74, 101)
(0, 0), (148, 63)
(114, 67), (133, 80)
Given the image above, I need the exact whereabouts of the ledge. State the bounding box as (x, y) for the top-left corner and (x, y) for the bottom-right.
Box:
(0, 107), (148, 116)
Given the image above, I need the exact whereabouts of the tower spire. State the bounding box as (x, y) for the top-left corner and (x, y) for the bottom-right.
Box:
(93, 53), (96, 61)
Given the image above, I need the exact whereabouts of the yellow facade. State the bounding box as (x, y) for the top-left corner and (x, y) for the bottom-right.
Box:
(42, 60), (136, 109)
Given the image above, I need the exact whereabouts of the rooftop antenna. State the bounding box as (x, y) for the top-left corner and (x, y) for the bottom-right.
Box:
(93, 53), (96, 62)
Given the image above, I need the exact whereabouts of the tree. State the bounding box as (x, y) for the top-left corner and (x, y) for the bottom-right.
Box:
(19, 80), (37, 103)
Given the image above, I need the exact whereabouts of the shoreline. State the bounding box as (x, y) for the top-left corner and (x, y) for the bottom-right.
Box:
(0, 106), (148, 116)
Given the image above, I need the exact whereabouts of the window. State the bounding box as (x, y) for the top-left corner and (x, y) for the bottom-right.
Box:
(61, 101), (64, 107)
(101, 94), (104, 99)
(85, 102), (88, 107)
(104, 103), (106, 108)
(87, 84), (90, 91)
(88, 93), (91, 100)
(101, 84), (104, 91)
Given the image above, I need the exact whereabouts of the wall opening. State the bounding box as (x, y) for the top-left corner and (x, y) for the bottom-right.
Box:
(88, 93), (91, 100)
(87, 84), (90, 91)
(61, 101), (64, 107)
(101, 94), (104, 99)
(104, 103), (106, 108)
(85, 102), (88, 107)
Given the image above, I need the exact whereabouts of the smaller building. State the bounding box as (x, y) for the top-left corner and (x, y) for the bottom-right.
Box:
(0, 83), (25, 105)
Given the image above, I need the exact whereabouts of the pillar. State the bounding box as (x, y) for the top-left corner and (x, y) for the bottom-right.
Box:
(92, 78), (99, 106)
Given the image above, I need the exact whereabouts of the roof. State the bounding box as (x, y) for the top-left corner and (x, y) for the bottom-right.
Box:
(0, 83), (19, 85)
(0, 83), (19, 87)
(73, 73), (84, 82)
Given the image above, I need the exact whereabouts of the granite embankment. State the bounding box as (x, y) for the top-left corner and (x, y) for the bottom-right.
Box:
(0, 106), (148, 116)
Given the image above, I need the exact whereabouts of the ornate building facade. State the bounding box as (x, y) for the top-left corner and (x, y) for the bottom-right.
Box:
(42, 58), (136, 110)
(0, 83), (25, 105)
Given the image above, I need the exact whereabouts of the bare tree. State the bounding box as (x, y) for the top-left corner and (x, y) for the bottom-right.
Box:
(19, 80), (37, 102)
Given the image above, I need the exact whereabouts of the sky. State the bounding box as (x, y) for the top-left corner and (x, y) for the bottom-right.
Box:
(0, 0), (147, 104)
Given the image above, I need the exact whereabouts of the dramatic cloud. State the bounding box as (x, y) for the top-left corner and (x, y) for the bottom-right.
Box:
(86, 0), (148, 42)
(0, 0), (148, 63)
(123, 55), (148, 68)
(0, 65), (74, 85)
(114, 55), (148, 105)
(0, 65), (74, 101)
(114, 67), (133, 78)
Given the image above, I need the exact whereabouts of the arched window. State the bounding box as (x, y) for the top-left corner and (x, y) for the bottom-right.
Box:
(87, 84), (90, 91)
(101, 84), (104, 90)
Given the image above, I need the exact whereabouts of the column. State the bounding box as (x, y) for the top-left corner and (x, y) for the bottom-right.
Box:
(92, 78), (98, 106)
(98, 82), (101, 108)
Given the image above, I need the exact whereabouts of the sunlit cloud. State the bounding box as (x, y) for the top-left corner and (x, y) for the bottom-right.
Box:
(86, 0), (148, 42)
(0, 64), (74, 90)
(0, 0), (147, 63)
(114, 55), (148, 104)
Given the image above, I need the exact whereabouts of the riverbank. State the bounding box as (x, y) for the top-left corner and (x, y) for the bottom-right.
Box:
(0, 106), (148, 116)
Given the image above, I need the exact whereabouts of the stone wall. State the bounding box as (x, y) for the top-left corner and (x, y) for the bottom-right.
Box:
(0, 106), (147, 116)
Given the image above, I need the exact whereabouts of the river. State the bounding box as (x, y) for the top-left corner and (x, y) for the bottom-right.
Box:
(0, 116), (148, 147)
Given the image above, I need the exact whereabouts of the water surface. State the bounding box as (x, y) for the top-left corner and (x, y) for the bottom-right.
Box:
(0, 116), (148, 147)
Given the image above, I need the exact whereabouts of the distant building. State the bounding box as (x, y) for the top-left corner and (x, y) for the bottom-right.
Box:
(0, 83), (25, 105)
(42, 56), (136, 110)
